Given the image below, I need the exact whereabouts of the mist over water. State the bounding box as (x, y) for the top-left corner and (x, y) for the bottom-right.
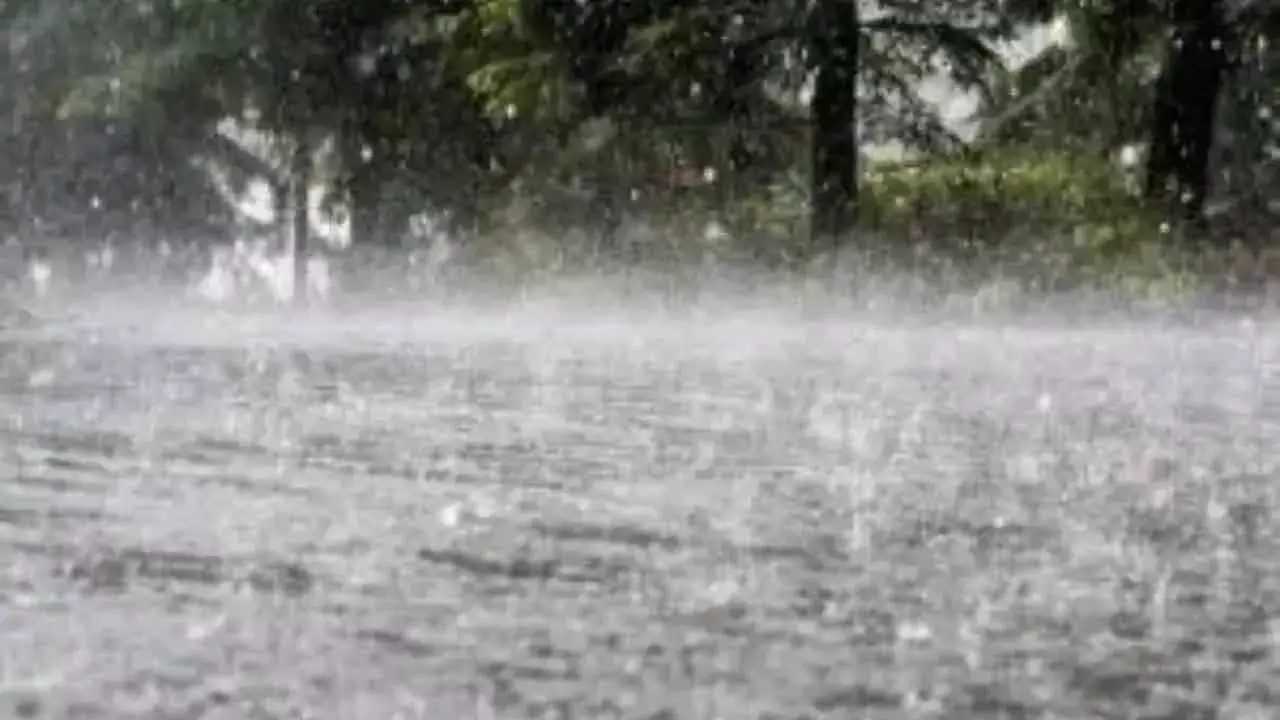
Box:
(3, 265), (1280, 719)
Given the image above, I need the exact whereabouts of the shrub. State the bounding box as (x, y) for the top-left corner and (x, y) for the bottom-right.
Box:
(462, 143), (1233, 301)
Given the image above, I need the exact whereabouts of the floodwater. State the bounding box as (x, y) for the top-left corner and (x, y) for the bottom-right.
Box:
(3, 295), (1280, 719)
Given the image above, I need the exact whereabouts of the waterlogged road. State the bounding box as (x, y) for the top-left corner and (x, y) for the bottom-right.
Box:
(3, 301), (1280, 719)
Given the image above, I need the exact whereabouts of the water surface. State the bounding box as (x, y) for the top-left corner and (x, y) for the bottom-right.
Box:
(3, 299), (1280, 719)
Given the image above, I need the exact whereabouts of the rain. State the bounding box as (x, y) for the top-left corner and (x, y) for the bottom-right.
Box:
(2, 0), (1279, 718)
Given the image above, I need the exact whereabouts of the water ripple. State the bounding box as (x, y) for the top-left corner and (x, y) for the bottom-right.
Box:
(1, 308), (1279, 718)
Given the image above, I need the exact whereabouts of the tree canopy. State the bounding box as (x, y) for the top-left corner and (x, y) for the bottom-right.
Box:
(1, 0), (1275, 266)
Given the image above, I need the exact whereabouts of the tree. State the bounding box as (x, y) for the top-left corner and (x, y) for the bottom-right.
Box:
(976, 0), (1279, 236)
(806, 0), (1016, 251)
(809, 0), (861, 249)
(975, 0), (1166, 153)
(1146, 0), (1280, 234)
(1143, 0), (1230, 228)
(11, 0), (1195, 274)
(0, 0), (250, 245)
(447, 0), (1013, 260)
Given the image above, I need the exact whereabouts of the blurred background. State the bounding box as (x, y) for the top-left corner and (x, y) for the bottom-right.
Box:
(0, 0), (1275, 300)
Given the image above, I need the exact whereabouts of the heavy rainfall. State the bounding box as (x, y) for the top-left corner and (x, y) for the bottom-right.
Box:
(1, 0), (1279, 718)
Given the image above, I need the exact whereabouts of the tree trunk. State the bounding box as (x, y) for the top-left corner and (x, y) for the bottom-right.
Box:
(809, 0), (860, 252)
(274, 177), (289, 249)
(339, 113), (382, 247)
(1143, 0), (1229, 233)
(722, 20), (765, 179)
(349, 167), (380, 247)
(290, 140), (311, 307)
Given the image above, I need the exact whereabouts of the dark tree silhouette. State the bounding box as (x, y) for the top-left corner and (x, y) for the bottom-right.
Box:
(1144, 0), (1230, 230)
(810, 0), (861, 250)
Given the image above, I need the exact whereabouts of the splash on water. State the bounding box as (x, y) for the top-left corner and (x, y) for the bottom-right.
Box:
(28, 255), (52, 298)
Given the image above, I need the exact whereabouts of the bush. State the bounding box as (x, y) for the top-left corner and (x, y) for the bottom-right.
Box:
(857, 148), (1169, 285)
(461, 143), (1238, 302)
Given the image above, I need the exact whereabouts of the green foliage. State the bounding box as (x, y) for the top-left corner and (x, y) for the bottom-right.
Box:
(856, 148), (1186, 289)
(0, 0), (1271, 303)
(463, 145), (1197, 296)
(863, 148), (1139, 233)
(978, 1), (1168, 152)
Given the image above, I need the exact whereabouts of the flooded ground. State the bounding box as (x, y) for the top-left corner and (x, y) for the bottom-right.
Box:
(2, 296), (1280, 719)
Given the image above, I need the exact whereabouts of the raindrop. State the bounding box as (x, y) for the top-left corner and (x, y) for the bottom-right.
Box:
(1037, 393), (1053, 413)
(28, 255), (52, 297)
(1119, 144), (1142, 168)
(439, 502), (464, 528)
